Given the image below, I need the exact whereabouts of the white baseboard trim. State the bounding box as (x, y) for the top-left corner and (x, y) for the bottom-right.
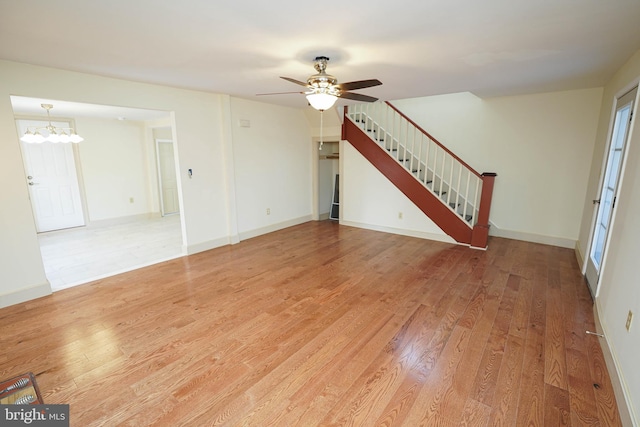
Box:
(184, 236), (233, 255)
(86, 212), (165, 228)
(593, 301), (636, 426)
(574, 240), (585, 271)
(0, 282), (51, 309)
(340, 220), (457, 245)
(319, 212), (330, 221)
(489, 222), (576, 249)
(238, 215), (313, 241)
(184, 216), (313, 255)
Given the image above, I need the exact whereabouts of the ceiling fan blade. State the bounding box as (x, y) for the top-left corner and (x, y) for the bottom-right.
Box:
(338, 92), (379, 103)
(280, 76), (309, 87)
(335, 79), (382, 91)
(256, 91), (304, 96)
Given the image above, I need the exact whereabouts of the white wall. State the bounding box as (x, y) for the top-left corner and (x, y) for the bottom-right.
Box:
(577, 50), (640, 425)
(230, 97), (313, 239)
(0, 61), (311, 307)
(77, 117), (156, 221)
(341, 141), (456, 244)
(392, 89), (603, 247)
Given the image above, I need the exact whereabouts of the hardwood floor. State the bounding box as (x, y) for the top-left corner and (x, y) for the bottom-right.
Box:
(0, 221), (621, 426)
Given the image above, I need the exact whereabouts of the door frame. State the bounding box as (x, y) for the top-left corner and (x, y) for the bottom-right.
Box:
(583, 84), (638, 297)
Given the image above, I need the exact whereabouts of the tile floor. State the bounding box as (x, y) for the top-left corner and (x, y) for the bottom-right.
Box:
(38, 214), (183, 291)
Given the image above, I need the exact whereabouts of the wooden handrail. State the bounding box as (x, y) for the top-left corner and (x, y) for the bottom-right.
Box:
(385, 101), (482, 178)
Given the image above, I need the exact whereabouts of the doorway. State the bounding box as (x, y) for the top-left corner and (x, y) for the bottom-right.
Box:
(12, 96), (184, 290)
(156, 138), (180, 216)
(585, 87), (637, 296)
(318, 141), (339, 220)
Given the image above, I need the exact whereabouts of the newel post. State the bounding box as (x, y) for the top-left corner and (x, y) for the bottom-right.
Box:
(470, 172), (497, 249)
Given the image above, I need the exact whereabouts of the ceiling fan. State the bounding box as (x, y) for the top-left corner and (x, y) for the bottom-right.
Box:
(260, 56), (382, 110)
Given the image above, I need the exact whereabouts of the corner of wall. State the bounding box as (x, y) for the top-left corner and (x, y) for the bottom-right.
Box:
(0, 282), (51, 309)
(238, 215), (312, 242)
(575, 240), (585, 271)
(183, 236), (232, 255)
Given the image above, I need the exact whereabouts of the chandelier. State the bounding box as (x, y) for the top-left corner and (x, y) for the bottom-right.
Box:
(20, 104), (84, 143)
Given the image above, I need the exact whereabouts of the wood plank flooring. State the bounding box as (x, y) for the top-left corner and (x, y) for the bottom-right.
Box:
(0, 221), (621, 426)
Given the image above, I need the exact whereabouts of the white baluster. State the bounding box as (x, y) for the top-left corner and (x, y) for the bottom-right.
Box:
(446, 156), (454, 206)
(455, 166), (462, 216)
(463, 171), (471, 223)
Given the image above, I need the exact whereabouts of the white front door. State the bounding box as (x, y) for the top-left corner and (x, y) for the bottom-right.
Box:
(585, 88), (637, 295)
(17, 119), (86, 232)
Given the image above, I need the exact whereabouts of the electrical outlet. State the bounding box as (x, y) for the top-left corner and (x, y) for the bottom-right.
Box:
(266, 208), (271, 215)
(398, 212), (403, 219)
(626, 310), (633, 331)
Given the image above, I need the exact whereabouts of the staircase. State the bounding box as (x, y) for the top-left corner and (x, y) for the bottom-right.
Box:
(342, 101), (496, 249)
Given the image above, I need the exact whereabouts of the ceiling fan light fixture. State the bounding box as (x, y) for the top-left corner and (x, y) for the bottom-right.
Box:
(306, 93), (337, 111)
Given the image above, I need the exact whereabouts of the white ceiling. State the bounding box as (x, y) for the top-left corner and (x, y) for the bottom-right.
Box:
(2, 0), (640, 115)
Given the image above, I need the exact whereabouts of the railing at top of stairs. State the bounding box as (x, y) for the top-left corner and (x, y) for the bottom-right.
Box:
(344, 101), (497, 248)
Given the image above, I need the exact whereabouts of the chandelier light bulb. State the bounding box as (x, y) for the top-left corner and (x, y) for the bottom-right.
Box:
(20, 130), (36, 143)
(47, 132), (61, 143)
(58, 131), (70, 143)
(32, 132), (45, 143)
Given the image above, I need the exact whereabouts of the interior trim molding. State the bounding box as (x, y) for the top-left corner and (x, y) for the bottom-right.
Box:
(87, 212), (164, 228)
(238, 215), (313, 242)
(184, 236), (233, 255)
(593, 301), (636, 426)
(340, 220), (458, 245)
(574, 240), (585, 271)
(0, 283), (51, 309)
(488, 221), (575, 248)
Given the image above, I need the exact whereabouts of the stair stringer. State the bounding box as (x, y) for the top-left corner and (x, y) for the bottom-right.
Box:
(343, 118), (472, 245)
